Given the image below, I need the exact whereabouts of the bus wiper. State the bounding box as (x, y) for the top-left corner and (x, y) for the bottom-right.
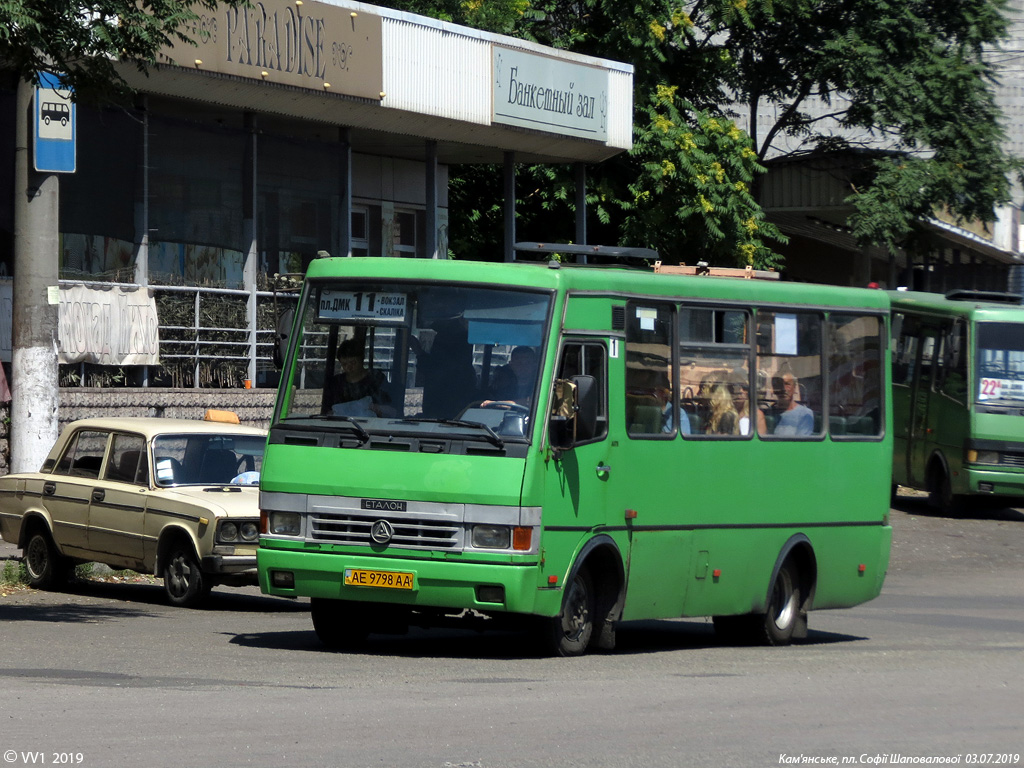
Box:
(403, 418), (505, 449)
(287, 414), (370, 444)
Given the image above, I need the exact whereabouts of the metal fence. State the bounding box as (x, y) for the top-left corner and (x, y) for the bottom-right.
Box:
(58, 280), (300, 389)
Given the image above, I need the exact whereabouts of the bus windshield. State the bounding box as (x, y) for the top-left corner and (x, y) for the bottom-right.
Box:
(278, 280), (551, 441)
(977, 322), (1024, 406)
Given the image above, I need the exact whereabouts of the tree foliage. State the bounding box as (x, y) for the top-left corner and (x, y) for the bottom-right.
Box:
(0, 0), (245, 103)
(384, 0), (1019, 267)
(694, 0), (1020, 251)
(626, 85), (785, 267)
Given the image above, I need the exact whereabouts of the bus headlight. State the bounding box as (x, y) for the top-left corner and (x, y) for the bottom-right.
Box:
(472, 525), (511, 549)
(269, 511), (302, 536)
(966, 449), (1000, 465)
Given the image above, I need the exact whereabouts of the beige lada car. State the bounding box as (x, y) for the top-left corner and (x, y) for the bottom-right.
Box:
(0, 414), (267, 607)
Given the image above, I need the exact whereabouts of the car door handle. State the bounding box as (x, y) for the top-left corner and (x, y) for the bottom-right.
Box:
(91, 489), (105, 503)
(595, 464), (611, 480)
(43, 481), (56, 496)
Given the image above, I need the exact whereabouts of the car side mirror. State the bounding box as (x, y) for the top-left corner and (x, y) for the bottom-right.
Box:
(272, 308), (295, 370)
(549, 375), (598, 451)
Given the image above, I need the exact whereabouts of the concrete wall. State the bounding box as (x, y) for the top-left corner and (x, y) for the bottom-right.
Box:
(0, 388), (277, 476)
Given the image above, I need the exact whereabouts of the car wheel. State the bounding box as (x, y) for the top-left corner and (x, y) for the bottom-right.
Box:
(538, 566), (595, 657)
(162, 542), (211, 607)
(23, 528), (69, 590)
(310, 598), (371, 649)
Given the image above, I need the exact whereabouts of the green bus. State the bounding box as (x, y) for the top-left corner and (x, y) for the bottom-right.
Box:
(890, 289), (1024, 514)
(257, 254), (892, 655)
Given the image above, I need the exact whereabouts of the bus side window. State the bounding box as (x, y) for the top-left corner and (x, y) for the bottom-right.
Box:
(828, 314), (884, 437)
(757, 310), (823, 438)
(940, 320), (968, 403)
(678, 306), (753, 436)
(624, 303), (674, 438)
(558, 341), (608, 442)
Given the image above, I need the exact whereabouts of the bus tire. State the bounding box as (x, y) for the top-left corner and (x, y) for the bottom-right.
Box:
(311, 598), (371, 649)
(928, 462), (965, 517)
(713, 559), (802, 646)
(23, 526), (70, 590)
(761, 559), (802, 646)
(539, 566), (595, 657)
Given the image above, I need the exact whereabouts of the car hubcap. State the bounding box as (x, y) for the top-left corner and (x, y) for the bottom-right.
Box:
(26, 538), (47, 578)
(167, 554), (191, 597)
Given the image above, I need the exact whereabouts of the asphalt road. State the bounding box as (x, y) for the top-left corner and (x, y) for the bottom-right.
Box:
(0, 493), (1022, 768)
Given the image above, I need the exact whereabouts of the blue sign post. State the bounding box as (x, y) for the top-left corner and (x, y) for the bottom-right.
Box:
(33, 71), (76, 173)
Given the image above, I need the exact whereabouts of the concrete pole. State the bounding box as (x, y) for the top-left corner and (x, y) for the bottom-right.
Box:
(425, 140), (437, 259)
(503, 152), (515, 262)
(338, 127), (351, 258)
(11, 78), (60, 472)
(243, 113), (258, 386)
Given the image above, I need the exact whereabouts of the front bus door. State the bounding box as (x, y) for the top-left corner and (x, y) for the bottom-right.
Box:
(542, 337), (614, 587)
(908, 324), (941, 487)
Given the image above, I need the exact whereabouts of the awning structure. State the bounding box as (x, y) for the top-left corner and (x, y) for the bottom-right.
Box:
(760, 152), (1022, 288)
(116, 0), (634, 166)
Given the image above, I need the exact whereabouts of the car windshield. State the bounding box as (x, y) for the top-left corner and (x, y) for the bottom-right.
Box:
(976, 322), (1024, 406)
(151, 433), (266, 487)
(277, 280), (551, 441)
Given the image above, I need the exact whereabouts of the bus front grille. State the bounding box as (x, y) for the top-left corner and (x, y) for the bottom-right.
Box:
(1000, 452), (1024, 468)
(310, 512), (461, 550)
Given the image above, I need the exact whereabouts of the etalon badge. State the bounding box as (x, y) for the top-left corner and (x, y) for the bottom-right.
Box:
(370, 519), (394, 544)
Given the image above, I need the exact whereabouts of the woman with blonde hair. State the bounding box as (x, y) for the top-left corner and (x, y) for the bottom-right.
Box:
(729, 370), (767, 435)
(704, 374), (737, 436)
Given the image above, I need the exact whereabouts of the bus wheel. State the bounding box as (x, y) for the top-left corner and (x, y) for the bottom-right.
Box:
(311, 598), (371, 649)
(928, 464), (965, 517)
(24, 527), (70, 590)
(540, 567), (595, 657)
(762, 559), (801, 646)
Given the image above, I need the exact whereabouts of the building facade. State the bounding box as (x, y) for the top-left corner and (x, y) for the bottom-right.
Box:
(1, 0), (634, 390)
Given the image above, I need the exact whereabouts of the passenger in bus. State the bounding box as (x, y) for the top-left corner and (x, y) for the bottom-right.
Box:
(489, 346), (539, 405)
(653, 372), (691, 435)
(706, 378), (739, 435)
(324, 338), (393, 417)
(770, 372), (814, 436)
(729, 373), (767, 435)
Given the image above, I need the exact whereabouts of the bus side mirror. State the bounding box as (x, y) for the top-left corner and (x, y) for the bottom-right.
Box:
(273, 309), (295, 370)
(549, 375), (598, 451)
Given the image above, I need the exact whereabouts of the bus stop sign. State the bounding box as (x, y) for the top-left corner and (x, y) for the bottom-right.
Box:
(33, 71), (76, 173)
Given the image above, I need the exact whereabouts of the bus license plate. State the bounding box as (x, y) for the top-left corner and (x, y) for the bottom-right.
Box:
(344, 568), (414, 590)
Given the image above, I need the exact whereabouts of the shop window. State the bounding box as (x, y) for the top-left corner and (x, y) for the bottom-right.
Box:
(352, 206), (369, 257)
(395, 209), (418, 257)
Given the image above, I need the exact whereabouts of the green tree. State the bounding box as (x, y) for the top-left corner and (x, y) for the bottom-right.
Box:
(626, 85), (784, 268)
(0, 0), (245, 103)
(360, 0), (1023, 267)
(695, 0), (1019, 253)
